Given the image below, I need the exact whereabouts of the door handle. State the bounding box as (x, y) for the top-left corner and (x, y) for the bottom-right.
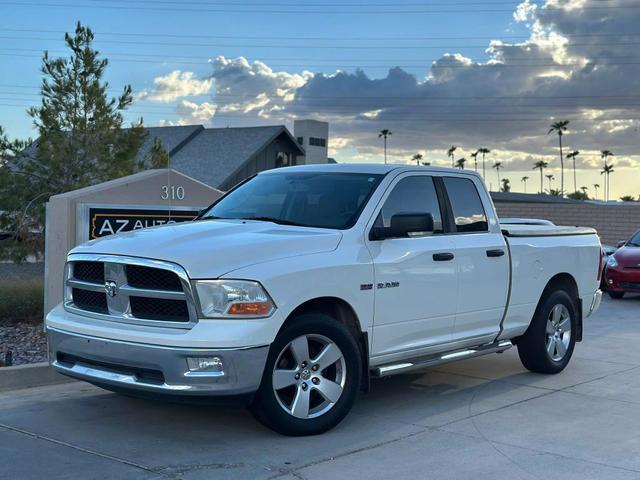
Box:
(486, 249), (505, 257)
(433, 252), (455, 261)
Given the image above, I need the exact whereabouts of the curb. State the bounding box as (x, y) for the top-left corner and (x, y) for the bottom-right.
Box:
(0, 362), (76, 393)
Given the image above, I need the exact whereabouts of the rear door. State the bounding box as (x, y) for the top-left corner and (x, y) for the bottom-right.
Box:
(366, 173), (458, 357)
(442, 176), (509, 343)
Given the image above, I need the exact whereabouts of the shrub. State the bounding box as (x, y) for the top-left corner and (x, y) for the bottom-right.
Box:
(0, 277), (44, 324)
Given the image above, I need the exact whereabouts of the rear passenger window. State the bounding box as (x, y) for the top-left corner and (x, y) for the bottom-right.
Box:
(376, 176), (444, 233)
(443, 177), (488, 232)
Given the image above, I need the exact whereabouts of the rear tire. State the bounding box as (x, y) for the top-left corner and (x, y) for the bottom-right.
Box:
(517, 289), (577, 374)
(608, 291), (625, 299)
(250, 313), (362, 436)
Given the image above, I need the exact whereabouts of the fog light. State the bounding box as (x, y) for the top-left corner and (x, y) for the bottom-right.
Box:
(186, 356), (224, 376)
(608, 279), (614, 285)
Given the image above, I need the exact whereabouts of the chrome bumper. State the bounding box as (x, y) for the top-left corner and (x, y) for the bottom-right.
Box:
(47, 327), (269, 396)
(586, 289), (602, 318)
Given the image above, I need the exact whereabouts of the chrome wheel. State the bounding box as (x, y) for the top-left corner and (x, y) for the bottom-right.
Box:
(546, 304), (572, 362)
(272, 334), (346, 419)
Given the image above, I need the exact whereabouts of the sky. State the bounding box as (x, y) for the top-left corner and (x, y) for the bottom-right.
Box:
(0, 0), (638, 198)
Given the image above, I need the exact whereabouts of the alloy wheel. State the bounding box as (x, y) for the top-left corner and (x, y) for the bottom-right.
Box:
(272, 334), (346, 419)
(545, 304), (572, 362)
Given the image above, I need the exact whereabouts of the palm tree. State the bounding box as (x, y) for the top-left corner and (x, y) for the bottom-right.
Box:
(566, 150), (580, 194)
(601, 163), (615, 201)
(455, 157), (466, 169)
(600, 150), (614, 201)
(593, 183), (600, 200)
(378, 129), (392, 164)
(411, 153), (423, 165)
(501, 178), (511, 192)
(447, 145), (457, 168)
(493, 162), (502, 188)
(580, 186), (588, 195)
(548, 120), (569, 196)
(521, 176), (530, 193)
(546, 174), (555, 193)
(470, 150), (479, 172)
(533, 160), (548, 193)
(478, 147), (490, 180)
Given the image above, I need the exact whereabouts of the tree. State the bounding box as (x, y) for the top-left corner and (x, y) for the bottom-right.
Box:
(546, 174), (555, 193)
(378, 129), (392, 164)
(566, 150), (579, 194)
(600, 150), (614, 201)
(620, 195), (637, 202)
(593, 183), (600, 200)
(478, 147), (490, 181)
(493, 161), (502, 188)
(455, 157), (466, 169)
(0, 22), (147, 261)
(521, 175), (529, 193)
(533, 160), (548, 194)
(548, 120), (569, 196)
(567, 189), (589, 200)
(411, 153), (423, 165)
(470, 150), (479, 172)
(447, 145), (457, 168)
(148, 138), (170, 169)
(501, 178), (511, 192)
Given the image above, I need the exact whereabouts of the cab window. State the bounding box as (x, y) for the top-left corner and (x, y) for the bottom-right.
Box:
(374, 176), (444, 233)
(443, 177), (488, 233)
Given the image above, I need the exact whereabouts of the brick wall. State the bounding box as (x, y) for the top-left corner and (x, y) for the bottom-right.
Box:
(494, 201), (640, 245)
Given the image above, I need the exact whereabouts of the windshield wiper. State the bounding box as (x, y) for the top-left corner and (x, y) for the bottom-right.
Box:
(242, 216), (306, 226)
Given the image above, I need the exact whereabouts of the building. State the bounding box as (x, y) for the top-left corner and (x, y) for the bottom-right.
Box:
(143, 124), (307, 191)
(293, 119), (329, 165)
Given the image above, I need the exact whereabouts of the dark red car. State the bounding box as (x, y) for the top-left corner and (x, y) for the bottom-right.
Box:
(605, 230), (640, 298)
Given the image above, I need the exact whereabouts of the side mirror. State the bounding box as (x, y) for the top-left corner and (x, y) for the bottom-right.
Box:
(371, 213), (434, 240)
(617, 241), (626, 248)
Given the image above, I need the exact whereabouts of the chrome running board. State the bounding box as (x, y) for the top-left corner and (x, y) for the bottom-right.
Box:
(371, 340), (513, 377)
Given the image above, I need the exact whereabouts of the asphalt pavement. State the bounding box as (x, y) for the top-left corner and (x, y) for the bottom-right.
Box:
(1, 295), (639, 480)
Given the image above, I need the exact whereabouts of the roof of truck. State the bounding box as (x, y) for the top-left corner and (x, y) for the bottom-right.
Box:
(262, 163), (482, 177)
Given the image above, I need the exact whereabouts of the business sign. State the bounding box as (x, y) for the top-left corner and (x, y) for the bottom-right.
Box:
(76, 204), (205, 242)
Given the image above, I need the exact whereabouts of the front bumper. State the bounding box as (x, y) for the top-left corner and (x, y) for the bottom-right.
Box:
(47, 327), (269, 397)
(605, 267), (640, 293)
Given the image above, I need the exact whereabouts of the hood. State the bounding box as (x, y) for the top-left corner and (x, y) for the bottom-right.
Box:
(614, 246), (640, 267)
(71, 219), (342, 278)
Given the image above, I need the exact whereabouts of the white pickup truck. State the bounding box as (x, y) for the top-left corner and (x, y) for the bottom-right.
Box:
(46, 164), (603, 435)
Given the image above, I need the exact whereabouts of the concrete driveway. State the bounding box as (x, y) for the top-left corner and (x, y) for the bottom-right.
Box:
(1, 296), (640, 480)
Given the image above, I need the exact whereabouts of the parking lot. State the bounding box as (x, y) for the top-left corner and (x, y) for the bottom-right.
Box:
(1, 295), (639, 480)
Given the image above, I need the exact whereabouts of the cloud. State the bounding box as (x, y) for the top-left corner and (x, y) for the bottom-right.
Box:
(138, 71), (213, 102)
(160, 100), (216, 126)
(149, 0), (639, 190)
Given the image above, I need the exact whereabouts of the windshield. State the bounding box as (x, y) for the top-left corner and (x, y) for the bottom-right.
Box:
(201, 172), (384, 229)
(627, 231), (640, 246)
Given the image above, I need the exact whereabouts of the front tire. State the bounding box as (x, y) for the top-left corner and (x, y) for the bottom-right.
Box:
(250, 313), (362, 436)
(517, 289), (577, 374)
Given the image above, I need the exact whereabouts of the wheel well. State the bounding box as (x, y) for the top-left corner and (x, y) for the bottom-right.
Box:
(541, 273), (583, 341)
(282, 297), (370, 391)
(284, 297), (363, 337)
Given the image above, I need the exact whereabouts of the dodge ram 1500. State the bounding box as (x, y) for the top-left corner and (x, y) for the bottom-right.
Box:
(46, 164), (603, 435)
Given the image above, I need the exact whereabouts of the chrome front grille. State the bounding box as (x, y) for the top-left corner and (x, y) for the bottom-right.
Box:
(64, 254), (198, 329)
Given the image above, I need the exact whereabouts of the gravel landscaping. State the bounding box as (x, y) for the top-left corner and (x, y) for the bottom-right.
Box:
(0, 320), (48, 366)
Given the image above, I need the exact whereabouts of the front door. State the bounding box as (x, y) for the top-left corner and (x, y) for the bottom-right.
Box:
(366, 173), (458, 358)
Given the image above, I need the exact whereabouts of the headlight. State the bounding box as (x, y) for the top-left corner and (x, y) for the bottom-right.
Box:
(607, 256), (618, 268)
(194, 280), (275, 318)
